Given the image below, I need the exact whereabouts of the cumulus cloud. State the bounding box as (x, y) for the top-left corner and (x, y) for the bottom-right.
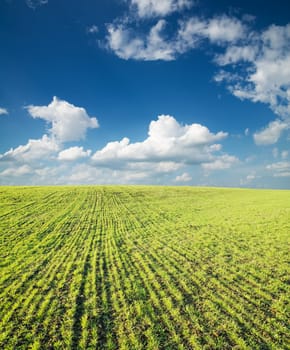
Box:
(175, 172), (192, 182)
(92, 115), (228, 165)
(0, 98), (100, 184)
(0, 108), (8, 115)
(253, 120), (289, 145)
(27, 97), (99, 143)
(0, 106), (236, 185)
(106, 15), (246, 61)
(0, 135), (59, 162)
(130, 0), (192, 18)
(58, 146), (92, 161)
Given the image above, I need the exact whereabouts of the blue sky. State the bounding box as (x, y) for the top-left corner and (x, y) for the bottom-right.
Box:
(0, 0), (290, 188)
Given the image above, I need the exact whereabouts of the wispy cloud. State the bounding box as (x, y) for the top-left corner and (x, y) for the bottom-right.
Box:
(266, 161), (290, 177)
(26, 0), (48, 9)
(106, 19), (177, 61)
(87, 25), (99, 34)
(0, 107), (8, 115)
(106, 15), (247, 61)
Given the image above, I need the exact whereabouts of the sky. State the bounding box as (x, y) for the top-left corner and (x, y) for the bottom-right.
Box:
(0, 0), (290, 188)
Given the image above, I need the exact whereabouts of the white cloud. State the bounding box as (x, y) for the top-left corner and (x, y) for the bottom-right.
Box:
(0, 135), (59, 162)
(107, 20), (177, 61)
(266, 161), (290, 177)
(215, 23), (290, 142)
(175, 172), (192, 182)
(92, 115), (228, 165)
(178, 16), (246, 48)
(201, 154), (239, 171)
(253, 120), (289, 145)
(0, 106), (237, 186)
(27, 97), (99, 143)
(106, 15), (246, 61)
(126, 161), (182, 173)
(131, 0), (192, 18)
(105, 3), (290, 149)
(26, 0), (48, 9)
(0, 107), (8, 115)
(215, 45), (257, 65)
(58, 146), (92, 161)
(65, 164), (150, 184)
(240, 172), (261, 186)
(0, 165), (33, 177)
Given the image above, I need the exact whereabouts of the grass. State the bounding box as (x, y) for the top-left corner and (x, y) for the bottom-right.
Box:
(0, 185), (289, 349)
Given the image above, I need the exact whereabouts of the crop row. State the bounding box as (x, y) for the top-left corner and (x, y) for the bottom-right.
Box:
(0, 186), (289, 349)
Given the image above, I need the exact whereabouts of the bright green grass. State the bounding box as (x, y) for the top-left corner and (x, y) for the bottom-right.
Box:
(0, 186), (289, 349)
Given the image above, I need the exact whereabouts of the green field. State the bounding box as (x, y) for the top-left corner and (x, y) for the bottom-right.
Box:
(0, 186), (289, 349)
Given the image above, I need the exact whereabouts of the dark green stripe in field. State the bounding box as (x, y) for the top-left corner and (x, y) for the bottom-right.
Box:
(0, 186), (289, 349)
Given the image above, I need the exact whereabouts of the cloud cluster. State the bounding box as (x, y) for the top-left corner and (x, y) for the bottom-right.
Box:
(105, 2), (290, 145)
(106, 0), (246, 61)
(0, 100), (237, 185)
(106, 15), (246, 61)
(215, 23), (290, 142)
(217, 24), (290, 118)
(0, 97), (98, 165)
